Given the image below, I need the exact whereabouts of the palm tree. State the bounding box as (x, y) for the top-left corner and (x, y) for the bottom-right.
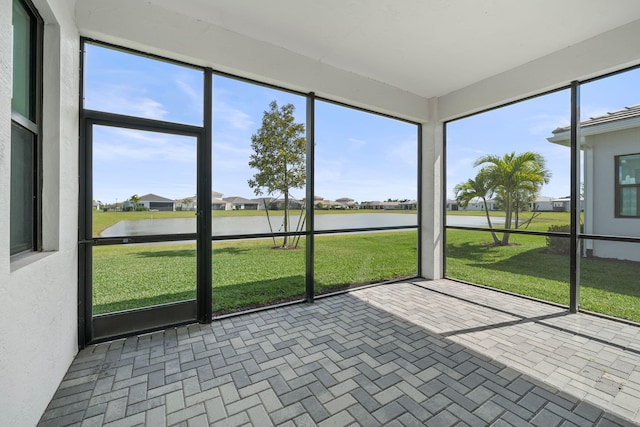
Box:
(129, 194), (140, 211)
(475, 152), (551, 245)
(454, 171), (500, 245)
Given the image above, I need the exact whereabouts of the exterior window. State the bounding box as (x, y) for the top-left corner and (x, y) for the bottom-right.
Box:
(616, 153), (640, 218)
(10, 0), (42, 255)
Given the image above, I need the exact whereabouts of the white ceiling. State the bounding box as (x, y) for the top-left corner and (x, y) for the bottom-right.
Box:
(145, 0), (640, 99)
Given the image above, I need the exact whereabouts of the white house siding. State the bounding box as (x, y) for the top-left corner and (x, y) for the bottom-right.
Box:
(584, 127), (640, 262)
(0, 0), (80, 424)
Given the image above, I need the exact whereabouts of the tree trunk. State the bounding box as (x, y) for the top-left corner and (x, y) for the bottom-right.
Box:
(283, 191), (289, 247)
(501, 193), (512, 245)
(482, 198), (500, 245)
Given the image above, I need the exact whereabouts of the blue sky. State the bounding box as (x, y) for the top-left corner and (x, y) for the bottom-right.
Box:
(86, 42), (639, 205)
(86, 43), (417, 205)
(447, 67), (640, 199)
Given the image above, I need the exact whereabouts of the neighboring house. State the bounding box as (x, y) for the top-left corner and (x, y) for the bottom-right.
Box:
(92, 200), (103, 210)
(372, 201), (402, 210)
(223, 196), (259, 210)
(530, 196), (555, 212)
(549, 196), (585, 213)
(458, 197), (498, 211)
(335, 197), (357, 209)
(212, 197), (227, 210)
(124, 193), (175, 211)
(548, 105), (640, 262)
(270, 198), (304, 210)
(446, 199), (459, 211)
(176, 196), (197, 211)
(400, 200), (417, 210)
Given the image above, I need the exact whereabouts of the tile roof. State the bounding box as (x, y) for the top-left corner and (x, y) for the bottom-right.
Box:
(138, 193), (174, 202)
(553, 104), (640, 133)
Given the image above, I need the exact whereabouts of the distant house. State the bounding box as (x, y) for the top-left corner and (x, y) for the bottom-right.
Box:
(547, 196), (584, 213)
(124, 193), (175, 211)
(223, 197), (259, 210)
(211, 199), (226, 210)
(370, 201), (402, 210)
(176, 196), (197, 211)
(548, 105), (640, 262)
(530, 196), (555, 212)
(176, 191), (224, 211)
(400, 200), (417, 210)
(251, 197), (303, 210)
(446, 199), (459, 211)
(270, 198), (303, 210)
(458, 197), (498, 211)
(335, 197), (357, 209)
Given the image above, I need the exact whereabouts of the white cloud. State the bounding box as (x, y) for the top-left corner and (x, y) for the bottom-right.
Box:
(347, 137), (366, 149)
(93, 128), (195, 162)
(214, 101), (255, 130)
(86, 83), (168, 120)
(527, 113), (570, 136)
(175, 78), (200, 102)
(387, 140), (417, 167)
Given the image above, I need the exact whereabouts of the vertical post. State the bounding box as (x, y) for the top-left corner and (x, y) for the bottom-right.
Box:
(421, 98), (443, 279)
(198, 69), (213, 323)
(78, 119), (93, 348)
(305, 93), (315, 303)
(569, 81), (580, 313)
(78, 41), (88, 348)
(417, 123), (423, 277)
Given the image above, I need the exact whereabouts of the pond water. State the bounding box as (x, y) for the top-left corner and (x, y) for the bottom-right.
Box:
(100, 213), (503, 237)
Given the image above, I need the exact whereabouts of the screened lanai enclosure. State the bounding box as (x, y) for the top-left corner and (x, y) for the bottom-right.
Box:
(4, 1), (640, 425)
(80, 41), (420, 342)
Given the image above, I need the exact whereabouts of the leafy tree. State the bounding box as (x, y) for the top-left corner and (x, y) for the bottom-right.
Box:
(248, 101), (306, 247)
(474, 151), (550, 245)
(454, 171), (500, 245)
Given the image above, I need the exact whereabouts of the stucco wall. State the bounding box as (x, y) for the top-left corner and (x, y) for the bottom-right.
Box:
(587, 128), (640, 262)
(0, 0), (79, 425)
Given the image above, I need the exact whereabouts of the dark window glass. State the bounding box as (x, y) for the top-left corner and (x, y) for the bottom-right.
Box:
(10, 124), (35, 254)
(617, 153), (640, 217)
(10, 0), (40, 255)
(12, 0), (36, 120)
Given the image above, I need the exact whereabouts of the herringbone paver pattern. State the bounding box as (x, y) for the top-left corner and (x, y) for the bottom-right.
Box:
(39, 280), (640, 426)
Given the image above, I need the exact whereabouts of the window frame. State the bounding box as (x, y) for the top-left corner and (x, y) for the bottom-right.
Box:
(10, 0), (43, 256)
(615, 153), (640, 218)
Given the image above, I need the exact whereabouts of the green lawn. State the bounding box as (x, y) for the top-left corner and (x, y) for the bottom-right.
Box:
(92, 210), (640, 323)
(93, 231), (417, 315)
(446, 227), (640, 322)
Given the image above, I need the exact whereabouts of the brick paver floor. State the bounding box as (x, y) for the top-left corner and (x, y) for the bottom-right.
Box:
(39, 279), (640, 426)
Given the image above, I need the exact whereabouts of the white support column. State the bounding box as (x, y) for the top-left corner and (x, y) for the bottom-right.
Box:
(420, 97), (444, 279)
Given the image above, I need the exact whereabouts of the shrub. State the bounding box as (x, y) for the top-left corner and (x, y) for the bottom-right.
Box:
(546, 224), (570, 254)
(546, 224), (583, 255)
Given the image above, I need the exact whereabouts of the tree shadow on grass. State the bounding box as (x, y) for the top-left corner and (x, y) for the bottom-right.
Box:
(94, 273), (416, 319)
(132, 249), (196, 258)
(450, 243), (640, 299)
(212, 275), (306, 316)
(131, 246), (251, 258)
(465, 247), (570, 283)
(446, 241), (505, 263)
(93, 290), (196, 315)
(94, 275), (306, 316)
